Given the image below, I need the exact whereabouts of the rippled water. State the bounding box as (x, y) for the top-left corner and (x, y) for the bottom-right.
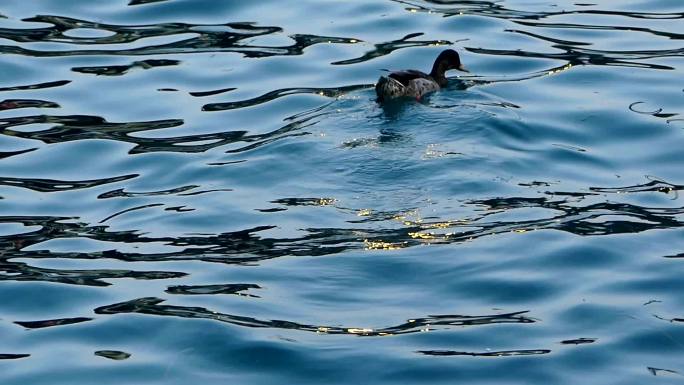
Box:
(1, 0), (683, 383)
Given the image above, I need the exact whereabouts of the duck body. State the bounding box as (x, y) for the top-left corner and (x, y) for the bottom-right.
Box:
(375, 49), (467, 103)
(376, 70), (441, 102)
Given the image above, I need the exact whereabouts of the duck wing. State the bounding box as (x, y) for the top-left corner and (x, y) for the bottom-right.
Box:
(388, 70), (431, 87)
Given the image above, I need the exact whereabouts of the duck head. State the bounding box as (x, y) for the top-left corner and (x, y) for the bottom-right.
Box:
(430, 49), (468, 86)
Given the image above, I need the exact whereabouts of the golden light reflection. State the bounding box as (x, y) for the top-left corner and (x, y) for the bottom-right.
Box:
(547, 63), (573, 76)
(364, 239), (407, 250)
(408, 232), (435, 239)
(401, 218), (468, 230)
(423, 221), (459, 229)
(357, 208), (372, 216)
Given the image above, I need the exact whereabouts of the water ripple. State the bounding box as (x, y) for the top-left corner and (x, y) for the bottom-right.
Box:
(94, 297), (534, 336)
(1, 0), (683, 383)
(0, 174), (137, 192)
(0, 15), (360, 58)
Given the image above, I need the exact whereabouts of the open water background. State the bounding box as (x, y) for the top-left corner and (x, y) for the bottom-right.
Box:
(1, 0), (683, 383)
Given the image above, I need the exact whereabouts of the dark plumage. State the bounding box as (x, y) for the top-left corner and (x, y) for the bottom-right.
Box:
(375, 49), (468, 102)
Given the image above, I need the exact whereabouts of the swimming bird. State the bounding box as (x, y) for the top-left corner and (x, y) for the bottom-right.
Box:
(375, 49), (468, 103)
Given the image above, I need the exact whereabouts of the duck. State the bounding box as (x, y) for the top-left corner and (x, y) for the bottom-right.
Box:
(375, 49), (468, 103)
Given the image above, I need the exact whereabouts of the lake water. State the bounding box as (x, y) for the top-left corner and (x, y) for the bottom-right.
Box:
(1, 0), (683, 383)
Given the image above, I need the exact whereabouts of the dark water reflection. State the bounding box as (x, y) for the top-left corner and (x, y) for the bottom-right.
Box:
(0, 14), (359, 58)
(1, 0), (684, 384)
(93, 297), (534, 337)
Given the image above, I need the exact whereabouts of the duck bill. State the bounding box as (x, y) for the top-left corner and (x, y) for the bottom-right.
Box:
(457, 64), (469, 73)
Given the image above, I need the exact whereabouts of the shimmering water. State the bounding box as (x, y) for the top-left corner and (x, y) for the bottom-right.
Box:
(1, 0), (683, 383)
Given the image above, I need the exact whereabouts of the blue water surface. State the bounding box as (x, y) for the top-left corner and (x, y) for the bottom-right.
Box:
(1, 0), (684, 384)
